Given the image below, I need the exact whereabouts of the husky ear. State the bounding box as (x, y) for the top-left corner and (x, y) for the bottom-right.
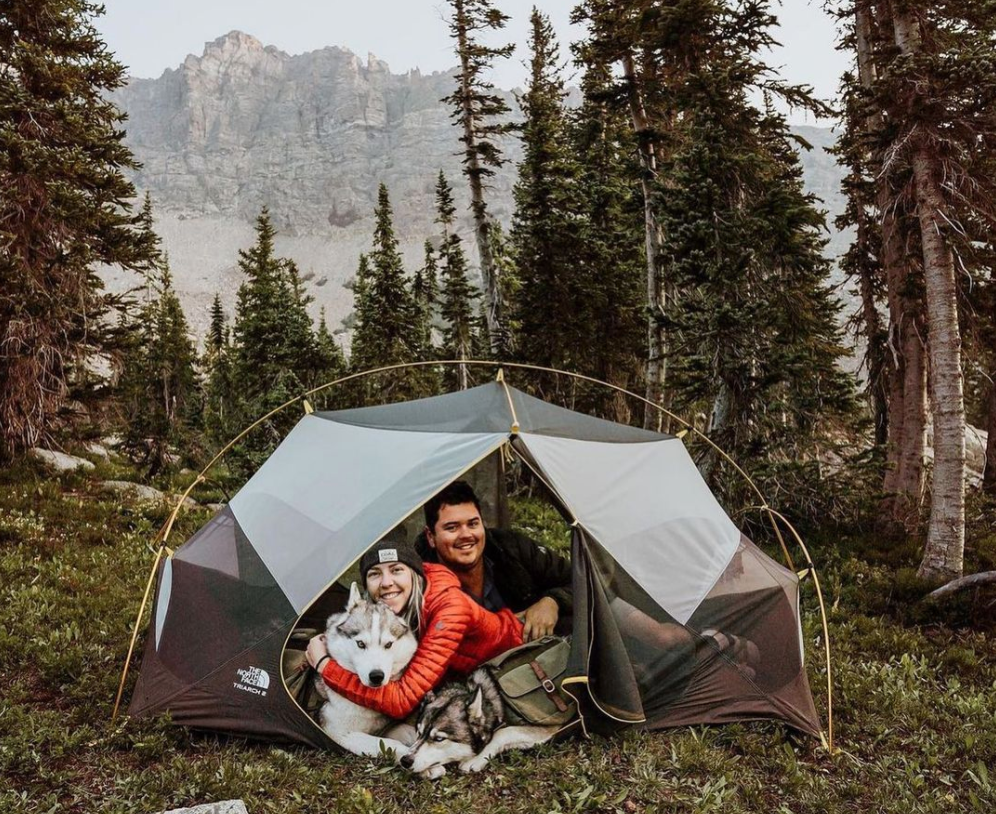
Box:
(346, 582), (362, 611)
(467, 686), (484, 722)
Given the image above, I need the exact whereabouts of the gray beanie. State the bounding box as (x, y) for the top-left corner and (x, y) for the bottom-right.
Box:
(359, 538), (425, 580)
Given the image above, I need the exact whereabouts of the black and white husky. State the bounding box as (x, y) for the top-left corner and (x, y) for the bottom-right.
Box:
(400, 668), (559, 778)
(313, 583), (418, 758)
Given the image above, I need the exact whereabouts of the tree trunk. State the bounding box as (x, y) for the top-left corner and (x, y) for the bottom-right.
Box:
(879, 204), (916, 513)
(621, 52), (666, 431)
(983, 378), (996, 495)
(890, 9), (966, 582)
(855, 1), (889, 446)
(893, 316), (927, 527)
(452, 3), (502, 354)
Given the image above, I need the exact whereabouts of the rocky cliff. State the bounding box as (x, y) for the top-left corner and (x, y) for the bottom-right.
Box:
(107, 31), (847, 341)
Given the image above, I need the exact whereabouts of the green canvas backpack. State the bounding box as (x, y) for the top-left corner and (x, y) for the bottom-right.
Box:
(484, 636), (578, 727)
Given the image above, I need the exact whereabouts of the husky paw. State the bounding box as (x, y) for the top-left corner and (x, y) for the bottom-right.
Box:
(421, 764), (447, 780)
(458, 755), (490, 774)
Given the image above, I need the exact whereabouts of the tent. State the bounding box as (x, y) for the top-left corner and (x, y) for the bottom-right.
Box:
(126, 378), (826, 748)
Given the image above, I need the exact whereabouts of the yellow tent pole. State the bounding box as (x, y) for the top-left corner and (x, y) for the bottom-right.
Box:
(761, 506), (835, 753)
(112, 544), (164, 723)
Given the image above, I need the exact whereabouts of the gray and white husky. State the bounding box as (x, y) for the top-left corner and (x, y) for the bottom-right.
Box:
(400, 668), (559, 778)
(313, 583), (418, 758)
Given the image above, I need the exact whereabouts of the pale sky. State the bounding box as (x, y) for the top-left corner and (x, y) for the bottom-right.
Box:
(95, 0), (847, 124)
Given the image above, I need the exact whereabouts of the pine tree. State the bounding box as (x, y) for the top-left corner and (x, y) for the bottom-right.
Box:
(0, 0), (160, 458)
(119, 261), (200, 476)
(311, 308), (347, 409)
(833, 1), (929, 530)
(208, 294), (226, 356)
(412, 241), (439, 362)
(579, 0), (858, 516)
(838, 1), (996, 580)
(443, 0), (516, 355)
(512, 9), (580, 399)
(204, 296), (234, 443)
(435, 173), (479, 391)
(567, 62), (646, 420)
(349, 185), (431, 399)
(229, 209), (315, 474)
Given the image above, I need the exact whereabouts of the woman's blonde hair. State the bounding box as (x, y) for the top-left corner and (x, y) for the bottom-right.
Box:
(364, 564), (427, 638)
(401, 572), (426, 637)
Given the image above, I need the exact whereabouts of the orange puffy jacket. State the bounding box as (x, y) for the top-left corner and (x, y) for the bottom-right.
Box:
(319, 563), (523, 719)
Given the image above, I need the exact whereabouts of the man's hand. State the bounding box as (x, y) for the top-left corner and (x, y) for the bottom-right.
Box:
(305, 633), (328, 669)
(521, 596), (559, 642)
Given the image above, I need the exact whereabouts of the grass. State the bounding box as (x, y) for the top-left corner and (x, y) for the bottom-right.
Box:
(1, 454), (995, 813)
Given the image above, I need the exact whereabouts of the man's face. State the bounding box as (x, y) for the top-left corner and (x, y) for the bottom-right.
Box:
(426, 502), (485, 572)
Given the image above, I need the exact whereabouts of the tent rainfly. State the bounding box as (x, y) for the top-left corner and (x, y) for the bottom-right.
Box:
(127, 381), (825, 748)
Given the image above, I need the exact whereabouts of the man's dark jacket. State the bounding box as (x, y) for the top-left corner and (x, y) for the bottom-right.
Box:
(415, 527), (573, 620)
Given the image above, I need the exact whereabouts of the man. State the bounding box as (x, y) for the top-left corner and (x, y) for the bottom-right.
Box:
(416, 481), (572, 642)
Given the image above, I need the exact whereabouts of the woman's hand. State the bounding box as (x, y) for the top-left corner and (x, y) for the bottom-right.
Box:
(305, 633), (328, 669)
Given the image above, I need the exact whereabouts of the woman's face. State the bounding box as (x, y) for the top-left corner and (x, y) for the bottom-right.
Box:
(365, 562), (415, 614)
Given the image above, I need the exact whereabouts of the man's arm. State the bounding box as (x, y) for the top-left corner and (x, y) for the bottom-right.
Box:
(507, 529), (573, 616)
(498, 529), (572, 641)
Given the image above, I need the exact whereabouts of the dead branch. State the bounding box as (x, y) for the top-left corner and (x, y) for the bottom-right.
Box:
(925, 571), (996, 602)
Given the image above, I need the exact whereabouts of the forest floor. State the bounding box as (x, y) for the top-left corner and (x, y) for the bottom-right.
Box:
(1, 452), (995, 814)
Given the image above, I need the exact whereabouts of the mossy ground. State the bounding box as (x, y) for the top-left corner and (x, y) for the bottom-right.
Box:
(1, 455), (994, 813)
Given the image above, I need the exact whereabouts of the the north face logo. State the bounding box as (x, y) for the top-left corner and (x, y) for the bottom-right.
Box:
(234, 666), (270, 696)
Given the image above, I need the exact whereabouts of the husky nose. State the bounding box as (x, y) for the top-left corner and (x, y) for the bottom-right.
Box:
(369, 669), (385, 686)
(400, 754), (414, 769)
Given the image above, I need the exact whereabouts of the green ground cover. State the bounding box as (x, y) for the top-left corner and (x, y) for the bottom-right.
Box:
(1, 456), (994, 814)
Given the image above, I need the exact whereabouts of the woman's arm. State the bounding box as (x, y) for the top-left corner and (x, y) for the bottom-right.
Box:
(318, 594), (471, 719)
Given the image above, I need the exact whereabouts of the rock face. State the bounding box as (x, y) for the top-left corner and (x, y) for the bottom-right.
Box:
(107, 31), (846, 341)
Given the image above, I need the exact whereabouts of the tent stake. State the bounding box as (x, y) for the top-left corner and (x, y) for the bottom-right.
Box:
(112, 545), (164, 723)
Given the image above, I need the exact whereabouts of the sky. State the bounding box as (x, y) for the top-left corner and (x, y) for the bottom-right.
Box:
(95, 0), (848, 124)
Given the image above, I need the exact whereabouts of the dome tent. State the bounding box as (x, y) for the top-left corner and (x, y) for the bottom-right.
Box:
(124, 376), (828, 749)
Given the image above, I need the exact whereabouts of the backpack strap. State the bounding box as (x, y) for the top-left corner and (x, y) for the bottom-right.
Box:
(529, 660), (568, 713)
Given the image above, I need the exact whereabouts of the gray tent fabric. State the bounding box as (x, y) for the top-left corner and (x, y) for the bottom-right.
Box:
(318, 382), (668, 442)
(129, 383), (823, 746)
(229, 416), (507, 612)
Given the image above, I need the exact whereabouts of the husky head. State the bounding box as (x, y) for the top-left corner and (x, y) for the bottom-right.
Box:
(400, 669), (504, 773)
(323, 583), (418, 688)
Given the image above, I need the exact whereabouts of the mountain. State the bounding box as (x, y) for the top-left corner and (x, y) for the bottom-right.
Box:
(106, 31), (848, 341)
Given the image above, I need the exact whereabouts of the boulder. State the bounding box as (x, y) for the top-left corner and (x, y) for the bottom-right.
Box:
(100, 481), (199, 509)
(29, 448), (95, 473)
(85, 442), (112, 461)
(162, 802), (249, 814)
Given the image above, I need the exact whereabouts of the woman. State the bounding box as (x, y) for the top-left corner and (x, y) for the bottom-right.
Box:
(305, 539), (523, 719)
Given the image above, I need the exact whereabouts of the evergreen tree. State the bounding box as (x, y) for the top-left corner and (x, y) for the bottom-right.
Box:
(412, 240), (439, 362)
(579, 0), (858, 516)
(349, 185), (432, 399)
(203, 296), (234, 444)
(436, 173), (479, 390)
(119, 261), (200, 476)
(567, 62), (646, 420)
(349, 253), (374, 368)
(208, 294), (226, 356)
(0, 0), (159, 457)
(311, 308), (347, 409)
(444, 0), (516, 355)
(229, 209), (315, 474)
(512, 9), (580, 399)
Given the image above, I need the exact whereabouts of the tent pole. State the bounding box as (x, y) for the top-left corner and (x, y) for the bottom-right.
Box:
(112, 545), (164, 723)
(762, 507), (835, 753)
